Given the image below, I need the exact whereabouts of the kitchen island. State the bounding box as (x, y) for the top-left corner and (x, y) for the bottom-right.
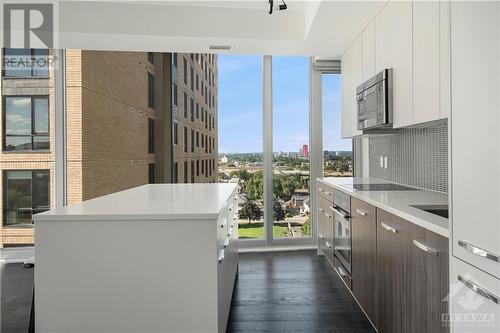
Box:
(33, 183), (239, 333)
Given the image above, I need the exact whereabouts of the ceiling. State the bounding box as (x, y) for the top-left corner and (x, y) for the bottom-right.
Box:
(4, 0), (387, 59)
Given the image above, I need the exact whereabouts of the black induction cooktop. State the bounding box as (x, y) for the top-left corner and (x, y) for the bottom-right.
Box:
(346, 183), (419, 191)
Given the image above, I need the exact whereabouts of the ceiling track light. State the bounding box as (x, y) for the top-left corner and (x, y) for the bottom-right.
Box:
(269, 0), (287, 15)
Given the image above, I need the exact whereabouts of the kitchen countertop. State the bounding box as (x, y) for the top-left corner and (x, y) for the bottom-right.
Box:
(318, 177), (449, 238)
(33, 183), (238, 222)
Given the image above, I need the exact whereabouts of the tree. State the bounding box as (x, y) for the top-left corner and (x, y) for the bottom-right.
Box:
(301, 218), (311, 236)
(273, 200), (286, 223)
(238, 199), (263, 224)
(230, 169), (251, 182)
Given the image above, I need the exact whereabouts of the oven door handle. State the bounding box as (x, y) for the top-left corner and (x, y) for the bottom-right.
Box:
(331, 206), (350, 219)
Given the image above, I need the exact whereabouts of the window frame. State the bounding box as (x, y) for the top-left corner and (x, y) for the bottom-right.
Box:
(2, 95), (50, 152)
(2, 169), (50, 227)
(2, 48), (50, 78)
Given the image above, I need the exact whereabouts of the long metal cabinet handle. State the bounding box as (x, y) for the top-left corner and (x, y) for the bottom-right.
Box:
(222, 237), (230, 248)
(318, 234), (325, 240)
(412, 240), (438, 255)
(458, 240), (500, 263)
(458, 275), (499, 304)
(356, 208), (367, 216)
(380, 222), (398, 234)
(337, 266), (347, 278)
(325, 241), (332, 249)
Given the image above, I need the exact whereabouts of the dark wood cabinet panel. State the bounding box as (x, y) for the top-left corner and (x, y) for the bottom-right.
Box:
(351, 197), (377, 323)
(376, 209), (410, 333)
(408, 223), (449, 333)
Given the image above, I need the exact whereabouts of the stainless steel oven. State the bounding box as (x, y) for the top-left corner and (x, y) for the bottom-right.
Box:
(356, 68), (393, 130)
(332, 190), (351, 273)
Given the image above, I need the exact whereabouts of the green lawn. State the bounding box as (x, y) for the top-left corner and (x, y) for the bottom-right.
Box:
(238, 222), (290, 239)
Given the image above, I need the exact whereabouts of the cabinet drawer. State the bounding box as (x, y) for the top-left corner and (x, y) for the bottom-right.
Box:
(318, 182), (334, 201)
(450, 257), (500, 333)
(334, 256), (352, 290)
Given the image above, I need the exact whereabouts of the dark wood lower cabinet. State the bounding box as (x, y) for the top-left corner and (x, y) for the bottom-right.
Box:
(376, 209), (410, 333)
(408, 223), (449, 333)
(351, 197), (377, 323)
(376, 208), (449, 333)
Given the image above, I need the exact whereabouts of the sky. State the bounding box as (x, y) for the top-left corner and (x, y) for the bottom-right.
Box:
(217, 55), (351, 154)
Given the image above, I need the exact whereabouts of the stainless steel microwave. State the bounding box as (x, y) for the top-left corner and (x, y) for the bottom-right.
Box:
(356, 69), (393, 130)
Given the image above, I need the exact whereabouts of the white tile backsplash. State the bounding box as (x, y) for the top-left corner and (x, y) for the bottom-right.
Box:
(368, 120), (448, 193)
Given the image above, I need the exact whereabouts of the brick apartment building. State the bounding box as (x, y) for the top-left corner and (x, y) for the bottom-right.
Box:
(0, 49), (218, 247)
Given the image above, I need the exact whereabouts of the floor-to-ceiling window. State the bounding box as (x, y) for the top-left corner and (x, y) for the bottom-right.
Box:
(217, 55), (264, 239)
(322, 74), (353, 176)
(272, 56), (310, 239)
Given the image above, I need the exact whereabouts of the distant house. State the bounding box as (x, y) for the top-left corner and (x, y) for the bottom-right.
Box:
(301, 198), (310, 215)
(290, 189), (309, 210)
(220, 155), (228, 164)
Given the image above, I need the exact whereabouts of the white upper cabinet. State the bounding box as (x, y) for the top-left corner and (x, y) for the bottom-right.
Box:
(376, 0), (413, 128)
(413, 0), (440, 124)
(341, 36), (363, 138)
(362, 20), (376, 81)
(439, 0), (451, 120)
(451, 1), (500, 279)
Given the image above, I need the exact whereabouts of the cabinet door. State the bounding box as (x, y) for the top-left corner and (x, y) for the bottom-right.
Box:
(450, 257), (500, 333)
(408, 223), (449, 333)
(351, 197), (377, 323)
(376, 0), (413, 128)
(341, 36), (363, 138)
(413, 0), (440, 124)
(451, 0), (500, 278)
(439, 0), (451, 120)
(362, 20), (376, 81)
(376, 209), (409, 333)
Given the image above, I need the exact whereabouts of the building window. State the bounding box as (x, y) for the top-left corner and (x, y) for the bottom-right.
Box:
(172, 53), (177, 67)
(183, 92), (188, 118)
(196, 160), (200, 176)
(190, 54), (194, 61)
(201, 134), (204, 148)
(148, 118), (155, 153)
(205, 110), (208, 129)
(148, 163), (155, 184)
(172, 83), (178, 106)
(173, 122), (178, 145)
(191, 161), (195, 183)
(196, 103), (199, 119)
(205, 86), (208, 104)
(184, 161), (188, 183)
(190, 65), (194, 91)
(190, 97), (194, 122)
(183, 57), (187, 84)
(3, 96), (49, 151)
(148, 72), (154, 109)
(191, 129), (195, 153)
(196, 131), (199, 148)
(196, 74), (199, 91)
(173, 162), (178, 183)
(201, 107), (204, 121)
(2, 48), (49, 78)
(183, 127), (188, 153)
(3, 170), (49, 226)
(148, 52), (154, 65)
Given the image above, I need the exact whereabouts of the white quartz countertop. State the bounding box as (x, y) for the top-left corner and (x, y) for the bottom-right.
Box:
(33, 183), (238, 222)
(318, 177), (449, 238)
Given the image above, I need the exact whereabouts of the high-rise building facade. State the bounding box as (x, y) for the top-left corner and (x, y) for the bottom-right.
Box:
(0, 50), (218, 247)
(171, 53), (218, 184)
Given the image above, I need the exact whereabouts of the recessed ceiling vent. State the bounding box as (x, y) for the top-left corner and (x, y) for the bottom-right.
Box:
(208, 45), (234, 52)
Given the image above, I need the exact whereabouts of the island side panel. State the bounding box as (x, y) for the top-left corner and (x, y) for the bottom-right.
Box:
(35, 218), (218, 333)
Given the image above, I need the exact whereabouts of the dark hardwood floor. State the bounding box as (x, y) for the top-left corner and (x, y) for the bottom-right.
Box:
(1, 263), (33, 333)
(227, 250), (376, 333)
(1, 251), (375, 333)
